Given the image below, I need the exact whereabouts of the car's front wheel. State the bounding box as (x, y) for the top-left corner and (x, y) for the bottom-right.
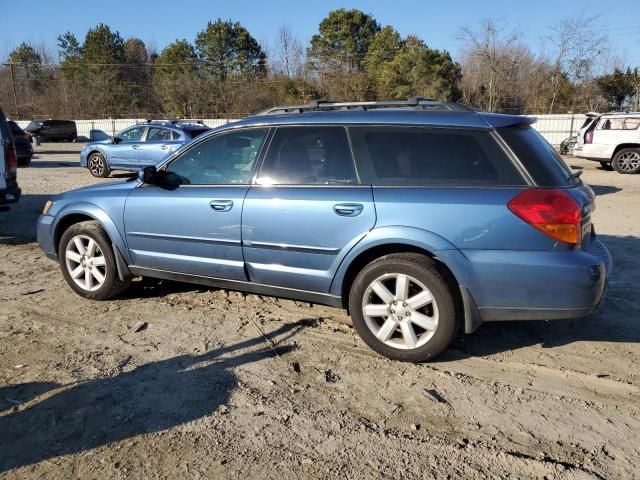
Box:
(348, 253), (459, 362)
(59, 221), (130, 300)
(88, 152), (111, 178)
(612, 148), (640, 174)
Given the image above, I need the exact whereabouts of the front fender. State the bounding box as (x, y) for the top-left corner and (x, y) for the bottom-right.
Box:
(81, 146), (109, 167)
(329, 226), (458, 296)
(53, 202), (131, 264)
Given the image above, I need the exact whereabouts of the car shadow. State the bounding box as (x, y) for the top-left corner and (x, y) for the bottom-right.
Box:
(0, 322), (303, 473)
(0, 193), (52, 245)
(443, 233), (639, 360)
(589, 184), (621, 196)
(28, 160), (81, 168)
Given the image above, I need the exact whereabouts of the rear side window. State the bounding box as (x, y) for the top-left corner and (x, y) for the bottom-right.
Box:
(498, 126), (572, 187)
(350, 126), (525, 186)
(258, 126), (358, 185)
(599, 117), (640, 130)
(188, 128), (209, 139)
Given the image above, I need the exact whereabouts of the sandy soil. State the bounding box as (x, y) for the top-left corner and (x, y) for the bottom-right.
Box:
(0, 144), (639, 479)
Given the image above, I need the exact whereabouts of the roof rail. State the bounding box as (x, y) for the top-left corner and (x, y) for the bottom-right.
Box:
(138, 119), (206, 126)
(258, 97), (475, 115)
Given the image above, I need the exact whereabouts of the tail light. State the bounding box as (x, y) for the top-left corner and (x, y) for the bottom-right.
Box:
(584, 130), (593, 144)
(508, 189), (581, 245)
(5, 143), (17, 179)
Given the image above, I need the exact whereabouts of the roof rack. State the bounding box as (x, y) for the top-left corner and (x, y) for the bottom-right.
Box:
(258, 97), (476, 115)
(139, 119), (206, 127)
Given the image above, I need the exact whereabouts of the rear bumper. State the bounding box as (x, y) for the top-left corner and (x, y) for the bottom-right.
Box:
(439, 239), (611, 330)
(0, 185), (21, 206)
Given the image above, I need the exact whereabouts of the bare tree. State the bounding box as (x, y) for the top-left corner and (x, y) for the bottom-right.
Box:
(458, 20), (529, 112)
(272, 25), (305, 78)
(544, 15), (608, 113)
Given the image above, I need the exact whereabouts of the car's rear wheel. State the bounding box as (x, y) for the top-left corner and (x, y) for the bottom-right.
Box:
(59, 221), (130, 300)
(612, 148), (640, 174)
(348, 253), (458, 362)
(88, 152), (110, 178)
(599, 161), (613, 171)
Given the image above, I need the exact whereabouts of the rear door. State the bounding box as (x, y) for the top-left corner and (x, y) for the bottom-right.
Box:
(110, 126), (146, 168)
(242, 126), (375, 292)
(139, 127), (182, 166)
(0, 109), (7, 191)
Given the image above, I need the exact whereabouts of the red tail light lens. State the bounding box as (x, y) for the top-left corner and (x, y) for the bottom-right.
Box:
(585, 130), (593, 144)
(508, 189), (582, 245)
(5, 144), (17, 179)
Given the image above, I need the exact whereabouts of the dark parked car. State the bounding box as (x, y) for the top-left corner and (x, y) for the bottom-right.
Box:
(37, 98), (611, 362)
(8, 121), (33, 166)
(25, 119), (77, 142)
(0, 107), (20, 211)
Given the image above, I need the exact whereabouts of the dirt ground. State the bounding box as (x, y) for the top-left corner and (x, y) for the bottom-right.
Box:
(1, 143), (639, 479)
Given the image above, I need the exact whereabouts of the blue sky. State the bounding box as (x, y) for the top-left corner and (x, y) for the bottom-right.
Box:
(2, 0), (639, 65)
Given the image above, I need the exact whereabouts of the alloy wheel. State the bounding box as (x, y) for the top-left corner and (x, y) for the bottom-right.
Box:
(617, 151), (640, 172)
(89, 154), (105, 176)
(361, 273), (439, 350)
(64, 234), (107, 292)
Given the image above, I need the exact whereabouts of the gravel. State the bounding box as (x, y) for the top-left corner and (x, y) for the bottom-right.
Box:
(0, 143), (639, 478)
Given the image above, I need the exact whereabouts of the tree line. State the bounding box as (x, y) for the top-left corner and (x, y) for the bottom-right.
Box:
(1, 9), (638, 119)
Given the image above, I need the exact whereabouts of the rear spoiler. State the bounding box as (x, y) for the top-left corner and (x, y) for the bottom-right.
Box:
(479, 113), (537, 129)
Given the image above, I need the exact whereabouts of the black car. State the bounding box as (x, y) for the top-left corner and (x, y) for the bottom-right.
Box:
(0, 107), (20, 211)
(25, 119), (77, 142)
(8, 121), (33, 166)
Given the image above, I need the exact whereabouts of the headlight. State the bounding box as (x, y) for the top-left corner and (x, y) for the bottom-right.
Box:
(42, 200), (54, 215)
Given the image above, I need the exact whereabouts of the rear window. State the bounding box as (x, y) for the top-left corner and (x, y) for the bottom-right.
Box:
(350, 126), (525, 186)
(497, 126), (573, 187)
(8, 121), (22, 135)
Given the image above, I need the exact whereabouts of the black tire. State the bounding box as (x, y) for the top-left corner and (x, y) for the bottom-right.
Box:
(348, 253), (459, 362)
(599, 161), (613, 171)
(58, 221), (130, 300)
(612, 148), (640, 174)
(88, 151), (111, 178)
(17, 156), (31, 167)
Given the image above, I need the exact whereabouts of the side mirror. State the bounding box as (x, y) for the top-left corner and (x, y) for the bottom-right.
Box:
(111, 136), (122, 144)
(138, 166), (158, 184)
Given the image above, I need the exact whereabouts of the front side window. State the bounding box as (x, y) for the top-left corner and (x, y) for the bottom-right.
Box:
(167, 128), (268, 185)
(147, 127), (173, 142)
(119, 127), (146, 142)
(351, 126), (525, 186)
(257, 126), (358, 185)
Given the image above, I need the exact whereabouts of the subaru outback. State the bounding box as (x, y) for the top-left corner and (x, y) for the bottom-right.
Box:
(37, 98), (611, 362)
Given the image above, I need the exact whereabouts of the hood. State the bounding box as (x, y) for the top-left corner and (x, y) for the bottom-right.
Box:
(60, 178), (139, 197)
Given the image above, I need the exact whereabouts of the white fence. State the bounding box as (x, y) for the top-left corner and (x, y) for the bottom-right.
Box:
(14, 114), (587, 145)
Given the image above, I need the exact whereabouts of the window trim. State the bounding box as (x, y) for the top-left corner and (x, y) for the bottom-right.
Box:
(158, 126), (272, 187)
(146, 126), (175, 143)
(252, 124), (362, 187)
(348, 124), (530, 188)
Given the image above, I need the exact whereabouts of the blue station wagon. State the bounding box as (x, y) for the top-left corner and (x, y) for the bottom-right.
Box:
(80, 120), (209, 178)
(38, 99), (611, 362)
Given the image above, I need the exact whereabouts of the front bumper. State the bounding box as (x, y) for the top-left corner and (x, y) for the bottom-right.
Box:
(37, 214), (58, 260)
(439, 238), (611, 327)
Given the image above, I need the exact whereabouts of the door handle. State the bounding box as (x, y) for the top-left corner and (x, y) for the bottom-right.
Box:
(132, 145), (140, 150)
(333, 203), (364, 217)
(210, 200), (234, 212)
(160, 144), (169, 150)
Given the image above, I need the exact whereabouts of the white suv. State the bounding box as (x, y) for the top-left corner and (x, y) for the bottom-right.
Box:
(573, 112), (640, 174)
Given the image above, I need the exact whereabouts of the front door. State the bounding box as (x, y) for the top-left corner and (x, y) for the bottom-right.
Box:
(123, 127), (269, 280)
(111, 126), (146, 168)
(243, 126), (376, 292)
